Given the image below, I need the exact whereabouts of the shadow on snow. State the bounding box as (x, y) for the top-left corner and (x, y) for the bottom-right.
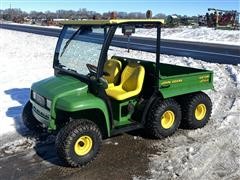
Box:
(4, 88), (64, 166)
(5, 88), (30, 136)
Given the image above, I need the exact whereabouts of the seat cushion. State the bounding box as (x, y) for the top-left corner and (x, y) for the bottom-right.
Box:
(122, 68), (139, 91)
(103, 59), (122, 85)
(105, 86), (127, 100)
(106, 63), (145, 101)
(106, 85), (142, 101)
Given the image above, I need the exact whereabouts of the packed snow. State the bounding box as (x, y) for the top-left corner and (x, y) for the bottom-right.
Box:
(2, 21), (61, 29)
(161, 27), (240, 46)
(0, 28), (239, 179)
(116, 26), (240, 46)
(3, 21), (240, 45)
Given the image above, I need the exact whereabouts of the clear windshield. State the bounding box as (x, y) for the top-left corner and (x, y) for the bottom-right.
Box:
(57, 25), (106, 75)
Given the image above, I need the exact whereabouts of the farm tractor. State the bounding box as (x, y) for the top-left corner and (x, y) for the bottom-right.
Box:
(198, 8), (239, 30)
(22, 19), (213, 167)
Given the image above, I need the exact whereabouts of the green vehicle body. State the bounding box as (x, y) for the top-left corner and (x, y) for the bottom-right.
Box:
(30, 62), (213, 137)
(28, 19), (213, 137)
(31, 75), (111, 135)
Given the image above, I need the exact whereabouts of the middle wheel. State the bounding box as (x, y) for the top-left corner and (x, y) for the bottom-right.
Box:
(146, 98), (182, 139)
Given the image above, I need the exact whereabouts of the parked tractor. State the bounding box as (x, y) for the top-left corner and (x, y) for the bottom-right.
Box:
(198, 8), (239, 30)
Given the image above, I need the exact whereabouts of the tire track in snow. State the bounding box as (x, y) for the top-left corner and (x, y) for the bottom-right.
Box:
(210, 65), (237, 123)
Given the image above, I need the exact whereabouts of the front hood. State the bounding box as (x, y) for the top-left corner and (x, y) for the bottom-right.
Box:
(31, 75), (88, 100)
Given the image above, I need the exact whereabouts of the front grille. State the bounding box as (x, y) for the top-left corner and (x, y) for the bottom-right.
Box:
(31, 101), (50, 127)
(32, 106), (49, 120)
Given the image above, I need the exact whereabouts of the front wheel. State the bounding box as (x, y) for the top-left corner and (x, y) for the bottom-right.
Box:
(55, 119), (102, 167)
(22, 101), (43, 132)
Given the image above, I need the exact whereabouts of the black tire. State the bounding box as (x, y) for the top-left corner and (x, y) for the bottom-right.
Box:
(146, 98), (182, 139)
(55, 119), (102, 167)
(178, 92), (212, 129)
(22, 101), (43, 132)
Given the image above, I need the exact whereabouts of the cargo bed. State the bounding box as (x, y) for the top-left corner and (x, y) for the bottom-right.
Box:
(159, 63), (213, 98)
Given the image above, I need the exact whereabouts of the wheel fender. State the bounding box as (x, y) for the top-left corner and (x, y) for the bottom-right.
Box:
(55, 93), (110, 136)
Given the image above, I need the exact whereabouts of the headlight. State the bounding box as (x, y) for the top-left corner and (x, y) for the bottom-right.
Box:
(32, 91), (37, 99)
(46, 99), (52, 109)
(35, 94), (45, 107)
(32, 91), (49, 108)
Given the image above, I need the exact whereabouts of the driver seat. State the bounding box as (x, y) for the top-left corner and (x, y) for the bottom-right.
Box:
(103, 59), (122, 88)
(106, 62), (145, 101)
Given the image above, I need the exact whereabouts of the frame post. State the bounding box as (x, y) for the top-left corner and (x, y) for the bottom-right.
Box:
(155, 23), (161, 89)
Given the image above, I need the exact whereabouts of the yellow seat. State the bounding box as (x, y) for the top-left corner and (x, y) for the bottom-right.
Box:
(106, 62), (145, 100)
(103, 59), (122, 88)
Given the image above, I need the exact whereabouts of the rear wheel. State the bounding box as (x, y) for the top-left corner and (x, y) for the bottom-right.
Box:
(22, 101), (43, 132)
(179, 92), (212, 129)
(55, 119), (102, 167)
(146, 98), (182, 139)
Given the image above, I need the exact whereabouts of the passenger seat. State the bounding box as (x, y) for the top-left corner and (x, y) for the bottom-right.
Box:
(106, 62), (145, 100)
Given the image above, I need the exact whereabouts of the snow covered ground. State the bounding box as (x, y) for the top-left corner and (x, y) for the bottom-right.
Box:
(0, 28), (239, 179)
(116, 26), (240, 46)
(160, 27), (240, 46)
(0, 29), (57, 137)
(3, 21), (240, 45)
(2, 21), (61, 29)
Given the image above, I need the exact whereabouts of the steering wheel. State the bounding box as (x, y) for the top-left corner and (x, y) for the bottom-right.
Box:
(86, 64), (97, 75)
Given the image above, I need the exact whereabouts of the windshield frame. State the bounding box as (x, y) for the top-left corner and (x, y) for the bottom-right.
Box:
(53, 24), (111, 81)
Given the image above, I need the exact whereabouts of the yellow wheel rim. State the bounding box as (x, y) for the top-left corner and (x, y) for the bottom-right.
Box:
(74, 135), (93, 156)
(195, 104), (207, 121)
(161, 110), (175, 129)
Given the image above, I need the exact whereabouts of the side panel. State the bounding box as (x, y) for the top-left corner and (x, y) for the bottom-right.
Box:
(55, 93), (111, 136)
(159, 71), (213, 98)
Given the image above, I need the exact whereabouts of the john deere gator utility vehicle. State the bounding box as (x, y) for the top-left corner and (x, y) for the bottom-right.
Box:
(22, 19), (213, 167)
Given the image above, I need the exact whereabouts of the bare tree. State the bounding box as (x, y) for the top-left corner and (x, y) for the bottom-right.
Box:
(154, 13), (166, 19)
(128, 12), (145, 19)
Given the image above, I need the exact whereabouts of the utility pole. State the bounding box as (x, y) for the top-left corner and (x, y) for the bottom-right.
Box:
(10, 3), (12, 20)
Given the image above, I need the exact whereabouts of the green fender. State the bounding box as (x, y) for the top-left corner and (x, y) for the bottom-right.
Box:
(53, 92), (110, 136)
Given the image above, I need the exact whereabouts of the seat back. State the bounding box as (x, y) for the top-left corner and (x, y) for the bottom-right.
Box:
(103, 59), (122, 85)
(121, 63), (145, 93)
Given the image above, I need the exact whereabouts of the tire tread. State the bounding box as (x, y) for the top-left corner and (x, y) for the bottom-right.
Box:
(146, 98), (181, 139)
(55, 119), (102, 167)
